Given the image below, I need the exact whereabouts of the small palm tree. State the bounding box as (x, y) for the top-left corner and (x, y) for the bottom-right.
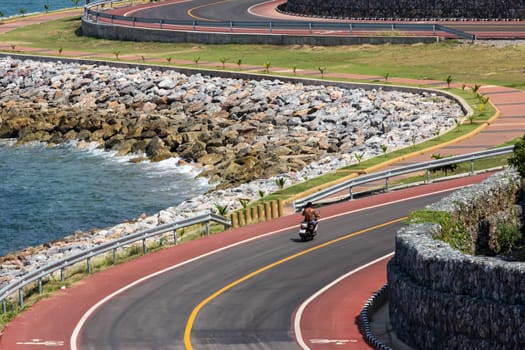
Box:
(454, 118), (461, 132)
(292, 66), (297, 75)
(58, 47), (63, 55)
(237, 59), (242, 69)
(258, 190), (265, 203)
(275, 178), (286, 191)
(354, 152), (363, 164)
(472, 84), (481, 94)
(220, 57), (228, 69)
(19, 8), (27, 16)
(141, 56), (145, 63)
(445, 74), (452, 88)
(318, 67), (326, 79)
(194, 56), (200, 65)
(166, 57), (172, 64)
(215, 204), (229, 216)
(381, 144), (387, 156)
(239, 198), (249, 210)
(263, 62), (271, 73)
(113, 51), (120, 60)
(44, 4), (50, 12)
(384, 72), (389, 82)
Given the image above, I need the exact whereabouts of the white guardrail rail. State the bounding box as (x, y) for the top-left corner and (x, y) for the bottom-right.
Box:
(0, 212), (230, 313)
(293, 145), (515, 210)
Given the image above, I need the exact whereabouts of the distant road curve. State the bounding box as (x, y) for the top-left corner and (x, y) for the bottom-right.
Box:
(104, 0), (525, 39)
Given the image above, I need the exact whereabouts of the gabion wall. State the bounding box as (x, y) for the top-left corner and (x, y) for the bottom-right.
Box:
(280, 0), (525, 19)
(387, 169), (525, 350)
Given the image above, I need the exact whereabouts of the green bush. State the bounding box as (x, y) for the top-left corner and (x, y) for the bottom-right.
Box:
(407, 209), (470, 253)
(508, 134), (525, 177)
(496, 221), (521, 254)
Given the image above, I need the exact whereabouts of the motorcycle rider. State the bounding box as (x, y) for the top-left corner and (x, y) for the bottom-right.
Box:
(302, 202), (320, 232)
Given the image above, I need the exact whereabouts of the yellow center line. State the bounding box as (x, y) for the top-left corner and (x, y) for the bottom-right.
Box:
(187, 0), (233, 22)
(183, 216), (407, 349)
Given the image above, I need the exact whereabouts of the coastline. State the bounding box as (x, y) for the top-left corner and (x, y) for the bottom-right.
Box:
(0, 55), (465, 289)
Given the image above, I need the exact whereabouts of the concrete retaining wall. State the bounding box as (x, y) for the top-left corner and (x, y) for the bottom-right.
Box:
(81, 18), (438, 45)
(387, 169), (525, 349)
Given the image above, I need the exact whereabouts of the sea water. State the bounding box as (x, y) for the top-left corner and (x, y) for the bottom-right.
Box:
(0, 140), (209, 257)
(0, 0), (77, 18)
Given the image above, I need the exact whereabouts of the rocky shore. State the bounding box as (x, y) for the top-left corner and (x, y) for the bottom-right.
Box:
(0, 57), (464, 289)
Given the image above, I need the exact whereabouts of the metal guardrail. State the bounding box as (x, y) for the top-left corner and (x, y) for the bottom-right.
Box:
(0, 211), (230, 313)
(293, 146), (514, 210)
(83, 0), (475, 40)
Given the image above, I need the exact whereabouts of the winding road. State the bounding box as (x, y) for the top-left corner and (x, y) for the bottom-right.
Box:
(108, 0), (525, 39)
(0, 174), (496, 350)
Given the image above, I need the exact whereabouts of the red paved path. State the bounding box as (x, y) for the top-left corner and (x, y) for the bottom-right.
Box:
(1, 5), (525, 350)
(0, 173), (495, 350)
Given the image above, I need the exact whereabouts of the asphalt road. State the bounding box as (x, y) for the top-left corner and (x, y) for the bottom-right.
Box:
(124, 0), (267, 22)
(118, 0), (525, 38)
(79, 191), (452, 350)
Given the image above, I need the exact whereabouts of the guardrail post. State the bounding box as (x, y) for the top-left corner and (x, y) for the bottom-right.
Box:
(349, 23), (352, 35)
(426, 169), (430, 183)
(271, 201), (278, 219)
(258, 204), (265, 222)
(309, 23), (312, 34)
(113, 248), (117, 264)
(142, 238), (147, 254)
(251, 206), (258, 223)
(238, 211), (246, 227)
(96, 13), (99, 23)
(18, 288), (23, 309)
(269, 21), (272, 34)
(61, 267), (65, 282)
(385, 177), (390, 192)
(349, 186), (354, 200)
(38, 278), (43, 294)
(133, 17), (136, 27)
(193, 21), (196, 31)
(111, 14), (115, 25)
(205, 222), (210, 235)
(87, 257), (92, 274)
(265, 202), (272, 221)
(278, 199), (284, 217)
(173, 230), (178, 245)
(160, 19), (163, 30)
(230, 21), (233, 32)
(245, 208), (252, 224)
(433, 24), (436, 36)
(470, 160), (474, 175)
(2, 299), (6, 314)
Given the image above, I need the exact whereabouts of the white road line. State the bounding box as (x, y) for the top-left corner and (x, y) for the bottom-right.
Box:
(294, 253), (394, 349)
(71, 185), (466, 350)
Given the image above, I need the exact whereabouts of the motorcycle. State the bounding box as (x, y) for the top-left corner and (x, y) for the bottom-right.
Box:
(299, 221), (318, 241)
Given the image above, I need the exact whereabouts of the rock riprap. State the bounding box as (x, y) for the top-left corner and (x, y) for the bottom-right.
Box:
(0, 57), (463, 190)
(0, 57), (464, 288)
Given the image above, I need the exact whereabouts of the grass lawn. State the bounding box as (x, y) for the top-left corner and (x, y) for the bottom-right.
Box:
(1, 16), (525, 89)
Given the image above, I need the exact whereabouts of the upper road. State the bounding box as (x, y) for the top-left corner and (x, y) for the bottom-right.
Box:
(108, 0), (525, 39)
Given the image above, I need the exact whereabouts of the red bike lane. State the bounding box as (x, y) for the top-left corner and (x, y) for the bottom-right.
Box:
(0, 172), (495, 350)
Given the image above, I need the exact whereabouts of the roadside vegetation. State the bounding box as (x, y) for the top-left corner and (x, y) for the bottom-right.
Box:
(0, 12), (524, 330)
(1, 16), (525, 89)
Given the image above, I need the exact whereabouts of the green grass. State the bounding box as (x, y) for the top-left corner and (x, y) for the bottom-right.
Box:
(1, 16), (525, 89)
(0, 12), (523, 330)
